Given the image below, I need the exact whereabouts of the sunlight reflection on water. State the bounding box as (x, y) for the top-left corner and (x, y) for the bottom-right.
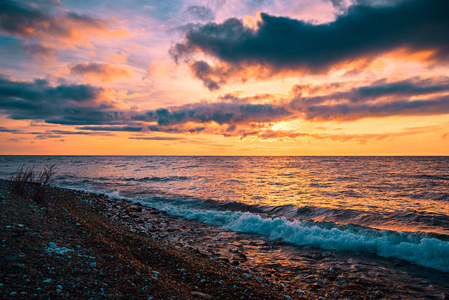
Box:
(1, 156), (448, 234)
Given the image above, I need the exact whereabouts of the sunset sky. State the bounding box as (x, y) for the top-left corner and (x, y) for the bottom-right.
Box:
(1, 0), (448, 155)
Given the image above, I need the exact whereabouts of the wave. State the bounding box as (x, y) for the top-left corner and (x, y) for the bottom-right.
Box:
(413, 174), (449, 181)
(289, 206), (449, 232)
(130, 196), (449, 234)
(55, 175), (191, 185)
(122, 176), (190, 182)
(137, 196), (449, 272)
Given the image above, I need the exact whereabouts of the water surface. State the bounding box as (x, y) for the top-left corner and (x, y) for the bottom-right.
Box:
(1, 156), (449, 273)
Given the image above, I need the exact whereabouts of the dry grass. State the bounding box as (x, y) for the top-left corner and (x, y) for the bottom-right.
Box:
(34, 163), (58, 202)
(11, 163), (58, 203)
(11, 165), (35, 196)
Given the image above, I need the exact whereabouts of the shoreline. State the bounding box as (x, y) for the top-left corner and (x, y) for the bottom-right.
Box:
(1, 179), (448, 299)
(0, 179), (290, 299)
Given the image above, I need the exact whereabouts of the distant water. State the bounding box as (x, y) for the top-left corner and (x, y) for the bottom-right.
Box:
(1, 156), (449, 272)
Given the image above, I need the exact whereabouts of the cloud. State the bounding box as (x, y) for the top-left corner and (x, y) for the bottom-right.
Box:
(49, 130), (113, 136)
(291, 77), (449, 107)
(0, 126), (23, 133)
(172, 0), (449, 89)
(132, 100), (295, 139)
(0, 125), (114, 140)
(329, 0), (345, 8)
(141, 78), (449, 126)
(301, 95), (449, 121)
(0, 0), (54, 38)
(6, 138), (21, 142)
(34, 130), (114, 139)
(128, 136), (187, 141)
(0, 75), (291, 132)
(70, 62), (132, 83)
(186, 60), (282, 91)
(2, 74), (449, 140)
(289, 76), (449, 121)
(185, 5), (215, 21)
(143, 101), (292, 127)
(0, 75), (126, 124)
(76, 126), (143, 132)
(0, 0), (128, 55)
(255, 124), (439, 144)
(188, 60), (221, 91)
(21, 42), (56, 58)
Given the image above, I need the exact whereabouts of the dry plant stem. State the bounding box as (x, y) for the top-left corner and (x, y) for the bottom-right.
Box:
(11, 164), (58, 203)
(34, 163), (58, 203)
(11, 165), (35, 196)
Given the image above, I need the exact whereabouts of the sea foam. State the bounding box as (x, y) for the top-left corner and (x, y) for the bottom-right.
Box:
(139, 196), (449, 272)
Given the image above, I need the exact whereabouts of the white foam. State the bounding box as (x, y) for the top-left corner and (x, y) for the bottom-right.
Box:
(104, 190), (122, 200)
(139, 197), (449, 272)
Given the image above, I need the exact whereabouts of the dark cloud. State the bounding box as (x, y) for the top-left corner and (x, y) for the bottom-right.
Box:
(0, 0), (109, 38)
(0, 125), (114, 140)
(65, 12), (107, 28)
(76, 126), (143, 132)
(49, 130), (113, 136)
(301, 95), (449, 121)
(291, 77), (449, 107)
(29, 129), (114, 139)
(147, 125), (206, 134)
(189, 61), (221, 90)
(330, 0), (345, 8)
(0, 75), (126, 125)
(185, 5), (215, 21)
(35, 134), (62, 139)
(0, 0), (50, 38)
(0, 76), (100, 105)
(21, 42), (56, 58)
(2, 73), (449, 139)
(44, 112), (136, 126)
(217, 92), (276, 104)
(289, 77), (449, 121)
(172, 0), (449, 89)
(144, 101), (292, 127)
(0, 75), (291, 134)
(133, 101), (294, 139)
(0, 126), (22, 133)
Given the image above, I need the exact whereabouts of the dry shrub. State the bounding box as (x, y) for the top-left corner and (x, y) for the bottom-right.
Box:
(34, 163), (58, 202)
(11, 165), (35, 196)
(11, 163), (58, 203)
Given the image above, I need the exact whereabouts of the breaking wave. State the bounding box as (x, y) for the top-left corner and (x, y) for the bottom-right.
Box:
(138, 196), (449, 272)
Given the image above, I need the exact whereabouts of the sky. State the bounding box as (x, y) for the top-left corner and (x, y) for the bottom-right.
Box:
(0, 0), (448, 155)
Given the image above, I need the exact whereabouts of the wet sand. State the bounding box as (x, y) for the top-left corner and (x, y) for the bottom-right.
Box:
(1, 179), (447, 299)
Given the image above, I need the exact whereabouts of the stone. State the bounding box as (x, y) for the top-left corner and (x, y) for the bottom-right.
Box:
(191, 291), (213, 299)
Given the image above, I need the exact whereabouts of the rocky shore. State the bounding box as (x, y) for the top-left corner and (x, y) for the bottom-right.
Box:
(1, 179), (293, 299)
(1, 179), (447, 299)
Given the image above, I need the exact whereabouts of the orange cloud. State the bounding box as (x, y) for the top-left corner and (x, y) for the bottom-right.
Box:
(70, 62), (132, 83)
(253, 125), (443, 144)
